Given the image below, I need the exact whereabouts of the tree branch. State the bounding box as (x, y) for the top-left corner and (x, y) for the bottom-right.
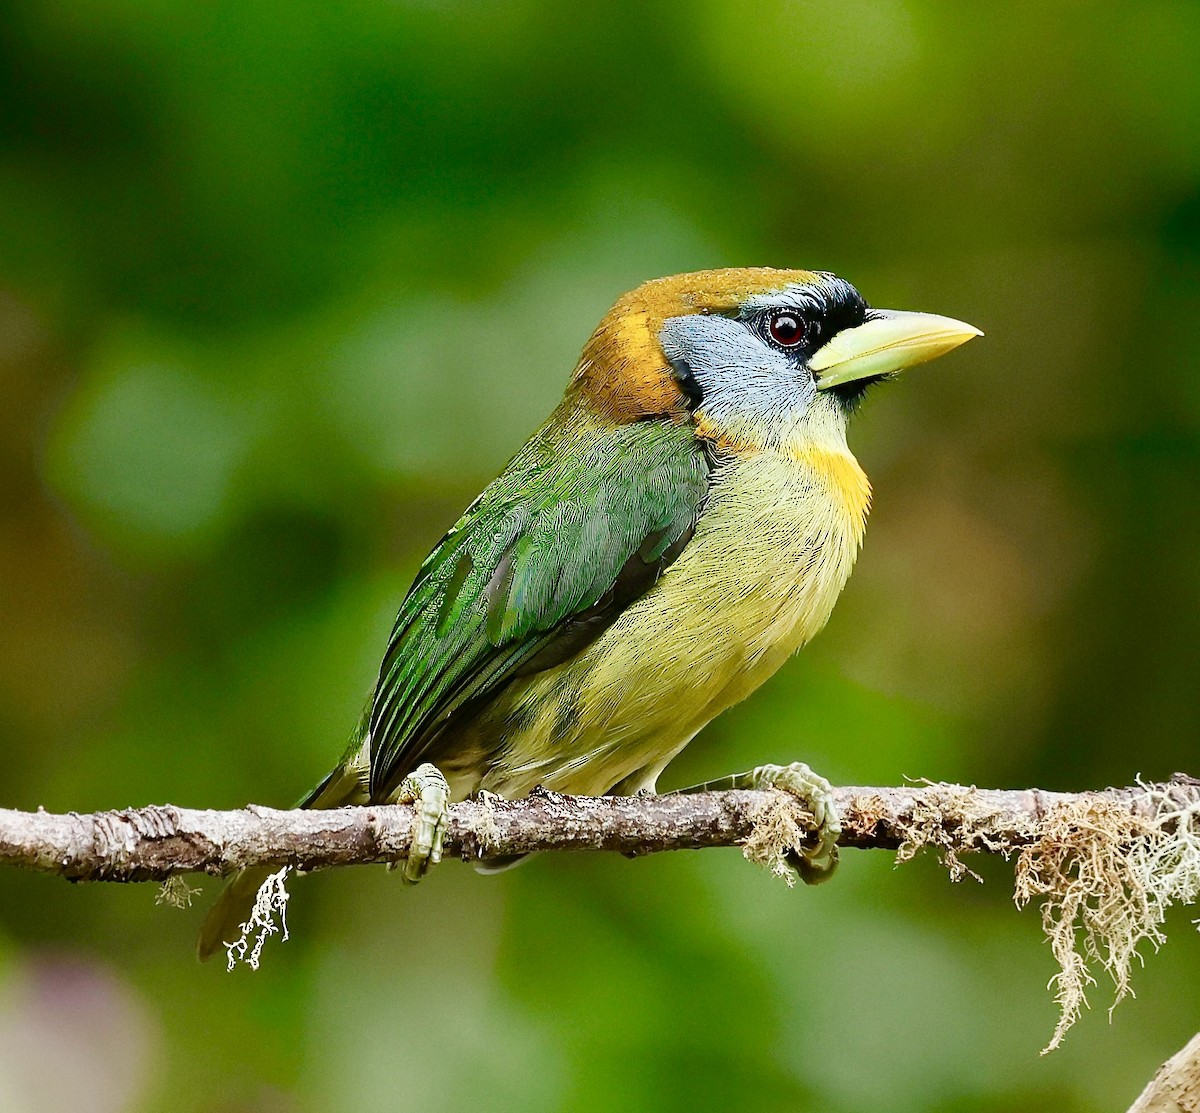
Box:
(0, 777), (1195, 883)
(4, 776), (1199, 1047)
(1127, 1031), (1200, 1113)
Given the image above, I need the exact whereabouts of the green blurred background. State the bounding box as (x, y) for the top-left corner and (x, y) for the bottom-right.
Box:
(1, 2), (1198, 1110)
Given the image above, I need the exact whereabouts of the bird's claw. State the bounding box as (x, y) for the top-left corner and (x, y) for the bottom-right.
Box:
(395, 763), (450, 884)
(751, 762), (841, 884)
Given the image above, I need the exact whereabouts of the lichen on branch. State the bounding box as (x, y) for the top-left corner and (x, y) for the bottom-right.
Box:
(1, 775), (1198, 1047)
(1013, 780), (1200, 1052)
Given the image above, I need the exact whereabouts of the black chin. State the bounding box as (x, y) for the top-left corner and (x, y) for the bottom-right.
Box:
(830, 373), (892, 412)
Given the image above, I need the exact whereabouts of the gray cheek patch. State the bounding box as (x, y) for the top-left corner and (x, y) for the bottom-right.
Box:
(658, 314), (815, 425)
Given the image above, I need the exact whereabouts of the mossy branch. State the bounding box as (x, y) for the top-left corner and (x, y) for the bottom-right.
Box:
(3, 779), (1194, 882)
(2, 774), (1199, 1048)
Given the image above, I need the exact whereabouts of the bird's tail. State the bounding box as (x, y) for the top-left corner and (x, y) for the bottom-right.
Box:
(196, 758), (367, 962)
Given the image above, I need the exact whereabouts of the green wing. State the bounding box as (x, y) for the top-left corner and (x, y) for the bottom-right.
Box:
(366, 407), (710, 800)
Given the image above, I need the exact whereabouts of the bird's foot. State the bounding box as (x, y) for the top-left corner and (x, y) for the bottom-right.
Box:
(747, 762), (841, 885)
(394, 762), (450, 884)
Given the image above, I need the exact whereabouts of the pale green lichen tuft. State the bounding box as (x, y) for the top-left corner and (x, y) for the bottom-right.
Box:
(742, 792), (806, 887)
(1013, 780), (1200, 1053)
(893, 782), (1028, 883)
(473, 790), (503, 857)
(224, 866), (292, 972)
(838, 779), (1200, 1052)
(155, 876), (200, 908)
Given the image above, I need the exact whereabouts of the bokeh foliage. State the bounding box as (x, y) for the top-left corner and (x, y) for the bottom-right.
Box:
(1, 2), (1198, 1110)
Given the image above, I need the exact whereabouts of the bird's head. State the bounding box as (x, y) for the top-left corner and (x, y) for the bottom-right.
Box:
(572, 268), (981, 453)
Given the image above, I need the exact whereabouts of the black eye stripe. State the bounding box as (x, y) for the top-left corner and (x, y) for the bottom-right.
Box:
(749, 278), (869, 354)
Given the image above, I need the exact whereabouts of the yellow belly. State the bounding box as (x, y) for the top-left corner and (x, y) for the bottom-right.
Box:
(456, 443), (870, 800)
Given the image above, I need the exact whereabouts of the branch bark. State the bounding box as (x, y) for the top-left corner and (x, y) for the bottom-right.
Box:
(0, 777), (1196, 884)
(1128, 1032), (1200, 1113)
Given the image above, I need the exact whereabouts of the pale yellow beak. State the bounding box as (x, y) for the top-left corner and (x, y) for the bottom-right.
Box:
(810, 309), (983, 390)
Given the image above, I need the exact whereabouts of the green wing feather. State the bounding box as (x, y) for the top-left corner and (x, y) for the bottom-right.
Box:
(367, 404), (710, 799)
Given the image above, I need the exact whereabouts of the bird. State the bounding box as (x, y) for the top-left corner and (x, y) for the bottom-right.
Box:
(197, 267), (980, 960)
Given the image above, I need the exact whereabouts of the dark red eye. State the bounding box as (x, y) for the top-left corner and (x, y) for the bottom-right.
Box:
(768, 312), (805, 347)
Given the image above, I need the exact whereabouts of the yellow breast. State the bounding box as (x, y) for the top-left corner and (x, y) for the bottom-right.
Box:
(476, 430), (871, 799)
